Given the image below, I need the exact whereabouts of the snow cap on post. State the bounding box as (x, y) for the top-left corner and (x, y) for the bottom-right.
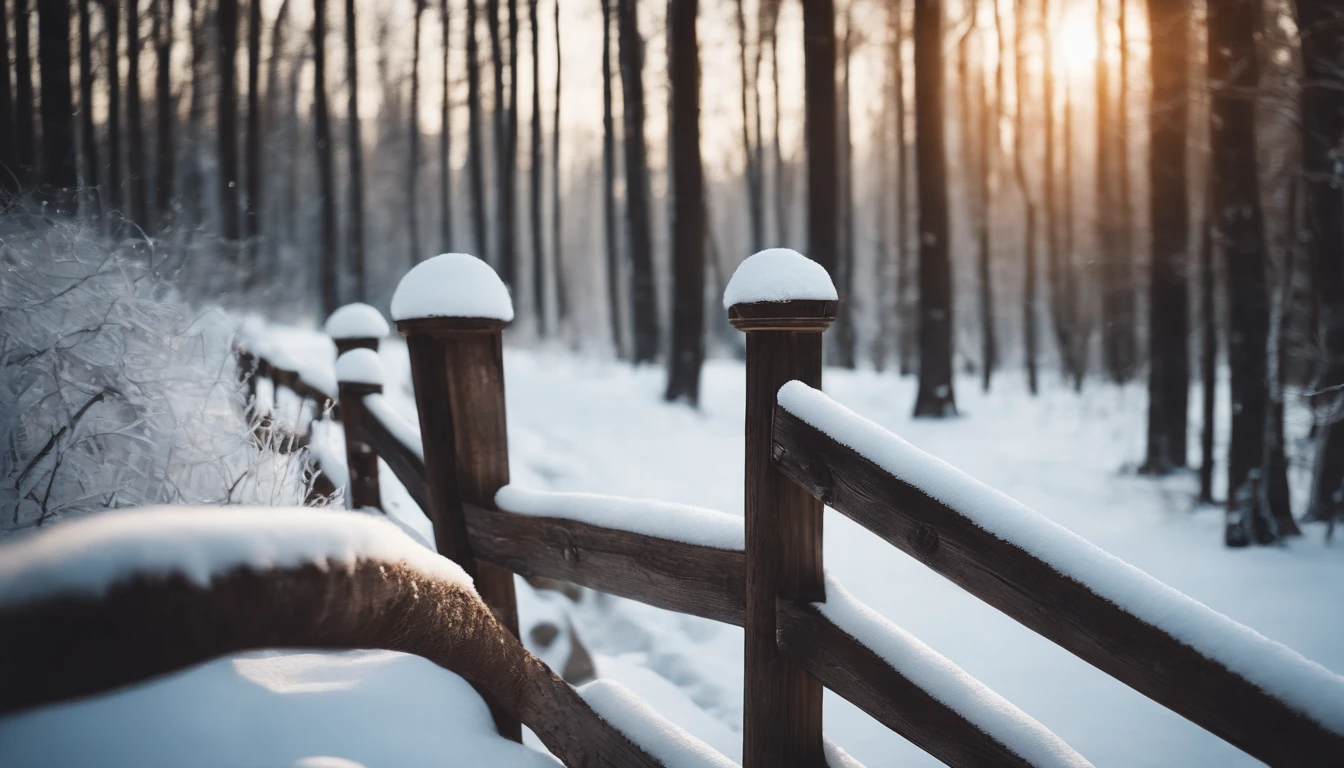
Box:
(324, 302), (391, 340)
(723, 247), (839, 310)
(390, 253), (515, 324)
(335, 348), (385, 387)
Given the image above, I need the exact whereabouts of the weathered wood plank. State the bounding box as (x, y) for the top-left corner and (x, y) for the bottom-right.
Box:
(464, 502), (747, 627)
(351, 410), (430, 511)
(776, 599), (1037, 768)
(772, 406), (1344, 766)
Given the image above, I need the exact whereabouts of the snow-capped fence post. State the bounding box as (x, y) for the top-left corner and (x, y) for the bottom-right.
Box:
(325, 302), (390, 356)
(335, 349), (385, 512)
(725, 249), (839, 768)
(392, 253), (522, 742)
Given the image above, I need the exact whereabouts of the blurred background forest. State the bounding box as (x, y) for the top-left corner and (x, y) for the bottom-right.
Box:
(2, 0), (1343, 547)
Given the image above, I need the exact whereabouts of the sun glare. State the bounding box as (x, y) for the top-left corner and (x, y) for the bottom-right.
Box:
(1056, 16), (1099, 69)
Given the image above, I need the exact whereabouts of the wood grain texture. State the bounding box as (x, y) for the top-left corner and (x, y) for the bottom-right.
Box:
(735, 300), (834, 768)
(352, 408), (431, 511)
(334, 337), (380, 355)
(0, 560), (667, 768)
(772, 407), (1344, 766)
(776, 599), (1036, 768)
(337, 381), (383, 511)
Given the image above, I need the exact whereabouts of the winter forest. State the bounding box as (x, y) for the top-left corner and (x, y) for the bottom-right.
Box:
(2, 0), (1344, 765)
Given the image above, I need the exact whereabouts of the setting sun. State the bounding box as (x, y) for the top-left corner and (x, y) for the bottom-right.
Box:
(1056, 15), (1099, 68)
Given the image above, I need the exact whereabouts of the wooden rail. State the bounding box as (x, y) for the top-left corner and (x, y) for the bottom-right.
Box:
(225, 251), (1344, 768)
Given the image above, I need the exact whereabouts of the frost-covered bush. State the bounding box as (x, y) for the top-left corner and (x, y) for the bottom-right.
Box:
(0, 216), (322, 534)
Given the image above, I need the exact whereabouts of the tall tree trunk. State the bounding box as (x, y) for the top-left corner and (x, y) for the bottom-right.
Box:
(409, 0), (424, 267)
(874, 13), (893, 372)
(770, 19), (789, 246)
(1098, 0), (1137, 383)
(313, 0), (339, 313)
(78, 0), (100, 216)
(242, 0), (262, 283)
(153, 0), (173, 229)
(894, 0), (912, 376)
(439, 0), (453, 252)
(801, 0), (838, 283)
(1296, 0), (1344, 524)
(0, 0), (16, 200)
(552, 0), (565, 325)
(600, 0), (623, 357)
(736, 0), (762, 254)
(1012, 0), (1038, 395)
(618, 0), (659, 364)
(126, 0), (148, 228)
(486, 0), (509, 281)
(834, 10), (855, 369)
(912, 0), (955, 416)
(180, 0), (202, 229)
(1198, 199), (1217, 504)
(15, 0), (36, 189)
(974, 0), (995, 392)
(1062, 49), (1083, 390)
(506, 0), (519, 287)
(529, 0), (545, 333)
(264, 0), (289, 263)
(664, 0), (702, 404)
(1142, 0), (1191, 474)
(37, 0), (76, 210)
(466, 0), (489, 261)
(345, 0), (366, 296)
(1267, 192), (1299, 535)
(989, 0), (1011, 390)
(217, 0), (241, 262)
(1209, 0), (1274, 546)
(1041, 0), (1080, 386)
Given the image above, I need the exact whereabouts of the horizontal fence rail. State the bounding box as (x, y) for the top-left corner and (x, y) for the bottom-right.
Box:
(771, 383), (1344, 767)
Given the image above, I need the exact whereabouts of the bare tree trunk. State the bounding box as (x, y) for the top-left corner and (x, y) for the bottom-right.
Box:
(970, 0), (994, 392)
(126, 0), (148, 228)
(15, 0), (36, 189)
(1209, 0), (1274, 546)
(802, 0), (838, 284)
(618, 0), (659, 364)
(466, 0), (489, 262)
(912, 0), (955, 417)
(409, 0), (424, 267)
(1098, 0), (1137, 383)
(180, 0), (202, 229)
(439, 0), (453, 252)
(530, 0), (545, 333)
(1267, 188), (1299, 535)
(1142, 0), (1191, 474)
(244, 0), (262, 283)
(0, 0), (16, 200)
(217, 0), (241, 260)
(1012, 0), (1038, 395)
(264, 0), (289, 263)
(989, 0), (1011, 391)
(313, 0), (339, 313)
(600, 0), (623, 357)
(78, 0), (100, 216)
(664, 0), (702, 404)
(153, 0), (173, 229)
(770, 18), (789, 246)
(1198, 200), (1217, 504)
(1296, 0), (1344, 525)
(1041, 0), (1080, 386)
(345, 0), (365, 296)
(1062, 54), (1084, 389)
(506, 0), (519, 286)
(834, 10), (855, 369)
(735, 0), (762, 254)
(37, 0), (76, 210)
(486, 0), (510, 282)
(552, 0), (565, 326)
(894, 0), (912, 376)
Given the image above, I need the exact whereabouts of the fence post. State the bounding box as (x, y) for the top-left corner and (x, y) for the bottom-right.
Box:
(325, 302), (391, 356)
(334, 349), (384, 511)
(727, 249), (838, 768)
(392, 253), (521, 741)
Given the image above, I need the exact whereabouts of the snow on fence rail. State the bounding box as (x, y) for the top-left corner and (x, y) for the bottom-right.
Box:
(225, 249), (1344, 768)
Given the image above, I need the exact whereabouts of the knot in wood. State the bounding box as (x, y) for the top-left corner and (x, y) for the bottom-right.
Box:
(914, 524), (940, 556)
(563, 542), (580, 564)
(813, 462), (836, 505)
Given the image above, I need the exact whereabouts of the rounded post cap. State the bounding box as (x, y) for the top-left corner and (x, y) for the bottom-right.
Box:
(335, 348), (385, 387)
(723, 248), (839, 311)
(391, 253), (515, 325)
(325, 302), (391, 340)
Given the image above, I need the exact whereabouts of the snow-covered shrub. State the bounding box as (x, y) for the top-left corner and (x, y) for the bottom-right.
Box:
(0, 215), (323, 534)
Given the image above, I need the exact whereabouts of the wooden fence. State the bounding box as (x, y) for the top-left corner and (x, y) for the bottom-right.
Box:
(238, 252), (1344, 768)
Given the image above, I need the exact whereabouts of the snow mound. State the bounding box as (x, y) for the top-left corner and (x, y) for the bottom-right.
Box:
(324, 303), (390, 340)
(579, 679), (740, 768)
(777, 381), (1344, 737)
(391, 253), (515, 322)
(496, 485), (744, 551)
(722, 248), (838, 309)
(0, 506), (473, 611)
(335, 348), (385, 386)
(816, 576), (1091, 767)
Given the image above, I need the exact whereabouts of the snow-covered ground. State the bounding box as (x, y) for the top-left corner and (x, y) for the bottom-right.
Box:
(13, 323), (1342, 767)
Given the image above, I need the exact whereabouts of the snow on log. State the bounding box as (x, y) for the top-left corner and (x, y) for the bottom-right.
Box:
(812, 576), (1091, 767)
(390, 253), (515, 322)
(334, 348), (385, 386)
(495, 485), (744, 551)
(365, 394), (425, 462)
(823, 739), (867, 768)
(0, 506), (472, 612)
(579, 679), (740, 768)
(775, 380), (1344, 740)
(324, 302), (391, 340)
(722, 248), (838, 309)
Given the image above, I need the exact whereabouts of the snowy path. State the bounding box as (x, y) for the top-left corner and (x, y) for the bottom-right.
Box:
(282, 331), (1344, 766)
